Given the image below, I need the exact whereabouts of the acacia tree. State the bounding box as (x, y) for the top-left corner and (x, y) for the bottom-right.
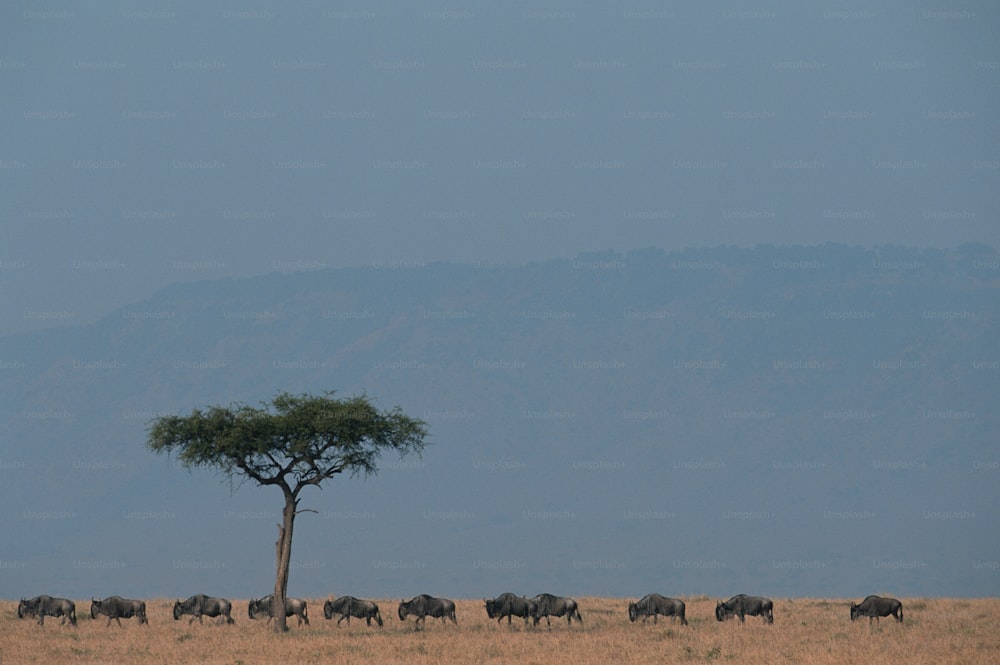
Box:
(147, 391), (427, 632)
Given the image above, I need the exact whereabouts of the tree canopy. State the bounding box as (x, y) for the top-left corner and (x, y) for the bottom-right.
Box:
(148, 391), (428, 494)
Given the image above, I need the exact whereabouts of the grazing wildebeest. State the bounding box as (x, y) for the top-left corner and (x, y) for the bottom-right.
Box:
(90, 596), (148, 626)
(173, 594), (234, 624)
(628, 594), (688, 626)
(322, 596), (383, 628)
(397, 594), (457, 628)
(850, 595), (903, 624)
(484, 592), (536, 625)
(530, 593), (583, 627)
(248, 594), (309, 626)
(715, 594), (773, 624)
(17, 595), (77, 626)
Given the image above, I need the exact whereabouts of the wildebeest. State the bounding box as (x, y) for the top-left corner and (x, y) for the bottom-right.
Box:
(397, 594), (457, 628)
(90, 596), (148, 626)
(17, 595), (77, 626)
(322, 596), (383, 628)
(850, 595), (903, 624)
(484, 592), (536, 625)
(248, 594), (310, 625)
(715, 594), (773, 624)
(628, 594), (687, 626)
(173, 594), (234, 624)
(530, 593), (583, 626)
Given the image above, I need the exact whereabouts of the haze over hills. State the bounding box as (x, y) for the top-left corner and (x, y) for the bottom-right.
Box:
(1, 243), (998, 601)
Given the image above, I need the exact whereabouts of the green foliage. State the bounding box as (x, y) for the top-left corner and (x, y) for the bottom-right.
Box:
(147, 391), (428, 494)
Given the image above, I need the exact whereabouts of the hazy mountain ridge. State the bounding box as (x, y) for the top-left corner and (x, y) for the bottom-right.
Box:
(1, 244), (997, 599)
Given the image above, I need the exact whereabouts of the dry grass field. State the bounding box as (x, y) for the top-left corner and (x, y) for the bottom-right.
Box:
(2, 597), (997, 664)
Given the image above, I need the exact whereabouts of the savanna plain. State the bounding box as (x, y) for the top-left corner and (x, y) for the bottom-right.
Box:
(2, 597), (997, 665)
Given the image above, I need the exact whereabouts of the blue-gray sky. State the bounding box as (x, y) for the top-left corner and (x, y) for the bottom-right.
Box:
(1, 2), (999, 602)
(2, 1), (997, 336)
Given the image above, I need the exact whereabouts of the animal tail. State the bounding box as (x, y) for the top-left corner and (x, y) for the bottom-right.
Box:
(70, 606), (77, 626)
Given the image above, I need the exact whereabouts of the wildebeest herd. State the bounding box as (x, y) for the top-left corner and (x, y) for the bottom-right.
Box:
(14, 592), (905, 629)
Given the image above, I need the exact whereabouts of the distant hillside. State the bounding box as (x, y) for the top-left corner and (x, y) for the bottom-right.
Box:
(2, 244), (998, 600)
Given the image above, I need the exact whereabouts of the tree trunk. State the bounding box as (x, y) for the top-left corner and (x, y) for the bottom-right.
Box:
(273, 492), (296, 632)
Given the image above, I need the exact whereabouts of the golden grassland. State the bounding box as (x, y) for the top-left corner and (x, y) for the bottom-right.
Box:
(2, 597), (998, 665)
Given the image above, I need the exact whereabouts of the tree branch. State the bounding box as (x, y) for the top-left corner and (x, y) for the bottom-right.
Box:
(235, 457), (284, 488)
